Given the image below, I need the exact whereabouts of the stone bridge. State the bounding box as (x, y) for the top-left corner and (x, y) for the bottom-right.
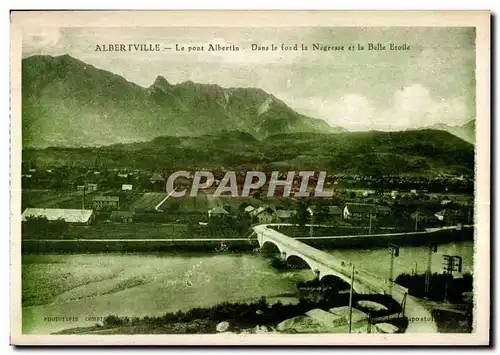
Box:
(252, 224), (408, 297)
(251, 224), (442, 332)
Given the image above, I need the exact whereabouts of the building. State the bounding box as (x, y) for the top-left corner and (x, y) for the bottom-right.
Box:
(434, 209), (466, 224)
(77, 183), (98, 192)
(327, 206), (343, 221)
(21, 208), (95, 225)
(150, 172), (165, 184)
(244, 205), (256, 214)
(208, 206), (230, 218)
(110, 211), (135, 223)
(343, 203), (378, 220)
(122, 184), (133, 191)
(441, 199), (453, 206)
(376, 206), (391, 217)
(93, 195), (120, 210)
(251, 206), (275, 224)
(86, 183), (98, 191)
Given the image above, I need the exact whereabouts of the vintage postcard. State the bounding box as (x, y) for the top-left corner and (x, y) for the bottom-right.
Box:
(10, 10), (490, 345)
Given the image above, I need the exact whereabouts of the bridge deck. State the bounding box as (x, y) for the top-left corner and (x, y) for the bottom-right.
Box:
(254, 224), (407, 295)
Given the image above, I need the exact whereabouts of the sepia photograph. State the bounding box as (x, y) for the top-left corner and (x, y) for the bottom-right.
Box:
(10, 10), (490, 345)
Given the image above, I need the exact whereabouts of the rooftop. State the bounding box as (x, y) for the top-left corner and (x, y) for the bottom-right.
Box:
(345, 203), (379, 214)
(93, 195), (120, 202)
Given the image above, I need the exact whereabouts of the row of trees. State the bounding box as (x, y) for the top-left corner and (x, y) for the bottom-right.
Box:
(395, 272), (473, 303)
(22, 216), (69, 237)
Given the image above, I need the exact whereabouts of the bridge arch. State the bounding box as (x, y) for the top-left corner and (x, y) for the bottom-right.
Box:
(259, 240), (282, 254)
(319, 274), (351, 291)
(285, 254), (315, 270)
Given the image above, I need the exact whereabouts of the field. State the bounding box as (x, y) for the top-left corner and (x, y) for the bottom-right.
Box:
(21, 189), (100, 211)
(22, 188), (301, 214)
(142, 192), (288, 215)
(22, 189), (142, 211)
(129, 192), (168, 211)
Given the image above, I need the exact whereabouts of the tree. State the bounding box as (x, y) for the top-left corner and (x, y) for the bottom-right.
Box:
(294, 200), (310, 226)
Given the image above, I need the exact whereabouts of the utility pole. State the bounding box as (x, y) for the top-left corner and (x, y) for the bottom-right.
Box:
(401, 292), (407, 317)
(388, 244), (400, 294)
(442, 255), (462, 303)
(425, 242), (438, 294)
(307, 207), (314, 238)
(81, 183), (87, 210)
(348, 263), (355, 334)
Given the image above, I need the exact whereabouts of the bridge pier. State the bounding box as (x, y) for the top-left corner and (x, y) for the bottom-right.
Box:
(280, 252), (287, 261)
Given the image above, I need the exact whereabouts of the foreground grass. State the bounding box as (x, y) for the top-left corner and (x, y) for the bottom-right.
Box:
(55, 294), (406, 335)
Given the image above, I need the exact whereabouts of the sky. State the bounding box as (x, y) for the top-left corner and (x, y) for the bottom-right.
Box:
(22, 26), (476, 131)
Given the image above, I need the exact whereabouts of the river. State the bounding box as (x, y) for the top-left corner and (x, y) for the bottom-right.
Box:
(22, 240), (473, 334)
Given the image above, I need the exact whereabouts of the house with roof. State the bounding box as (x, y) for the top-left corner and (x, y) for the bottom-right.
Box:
(122, 184), (133, 191)
(92, 195), (120, 210)
(250, 206), (276, 224)
(244, 205), (256, 214)
(376, 205), (391, 217)
(21, 208), (95, 225)
(274, 209), (297, 222)
(149, 172), (165, 184)
(208, 206), (230, 218)
(343, 203), (379, 220)
(110, 211), (135, 223)
(327, 206), (343, 221)
(434, 209), (467, 224)
(86, 183), (98, 191)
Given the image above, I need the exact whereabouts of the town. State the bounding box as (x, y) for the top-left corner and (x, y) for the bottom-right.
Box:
(20, 164), (474, 243)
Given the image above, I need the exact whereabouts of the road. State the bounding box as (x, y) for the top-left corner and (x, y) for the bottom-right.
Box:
(254, 223), (442, 333)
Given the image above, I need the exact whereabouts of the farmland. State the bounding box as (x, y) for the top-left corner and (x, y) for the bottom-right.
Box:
(129, 193), (168, 211)
(21, 189), (98, 211)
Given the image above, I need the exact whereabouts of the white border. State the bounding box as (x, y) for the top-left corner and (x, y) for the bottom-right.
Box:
(8, 9), (491, 347)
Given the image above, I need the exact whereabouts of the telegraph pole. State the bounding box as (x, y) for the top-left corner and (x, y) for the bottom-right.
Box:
(442, 255), (462, 303)
(388, 244), (400, 294)
(425, 242), (438, 294)
(81, 183), (87, 210)
(307, 207), (314, 238)
(348, 263), (355, 334)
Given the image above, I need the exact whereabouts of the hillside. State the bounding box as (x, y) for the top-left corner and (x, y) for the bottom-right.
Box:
(424, 120), (476, 145)
(22, 54), (343, 148)
(22, 129), (475, 176)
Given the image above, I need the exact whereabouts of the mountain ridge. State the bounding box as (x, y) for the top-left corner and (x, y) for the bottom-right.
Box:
(420, 119), (475, 145)
(22, 54), (345, 148)
(22, 128), (474, 176)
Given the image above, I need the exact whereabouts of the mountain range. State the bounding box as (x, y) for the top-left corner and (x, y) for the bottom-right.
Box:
(20, 54), (475, 175)
(22, 54), (344, 148)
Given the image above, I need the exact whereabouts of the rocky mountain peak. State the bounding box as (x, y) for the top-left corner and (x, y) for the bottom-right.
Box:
(151, 75), (171, 92)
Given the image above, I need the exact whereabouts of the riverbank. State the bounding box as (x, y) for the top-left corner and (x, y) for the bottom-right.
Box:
(22, 227), (473, 253)
(55, 294), (407, 335)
